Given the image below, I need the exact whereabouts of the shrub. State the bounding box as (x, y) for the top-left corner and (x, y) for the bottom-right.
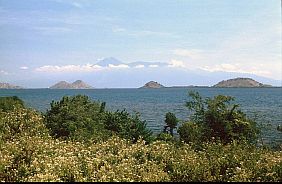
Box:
(177, 121), (205, 146)
(0, 96), (24, 112)
(104, 110), (153, 143)
(182, 91), (260, 144)
(0, 107), (48, 141)
(164, 112), (178, 136)
(44, 95), (152, 143)
(44, 95), (110, 142)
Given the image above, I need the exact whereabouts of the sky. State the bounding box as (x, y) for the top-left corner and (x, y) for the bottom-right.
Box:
(0, 0), (281, 88)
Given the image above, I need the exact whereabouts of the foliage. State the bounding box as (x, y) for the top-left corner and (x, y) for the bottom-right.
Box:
(156, 132), (174, 142)
(104, 110), (153, 143)
(177, 121), (205, 146)
(183, 91), (260, 144)
(44, 95), (152, 143)
(44, 95), (110, 142)
(0, 96), (24, 112)
(0, 96), (281, 182)
(1, 134), (281, 182)
(0, 107), (49, 142)
(164, 112), (178, 136)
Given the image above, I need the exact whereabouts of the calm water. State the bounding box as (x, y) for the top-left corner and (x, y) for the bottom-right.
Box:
(0, 87), (281, 144)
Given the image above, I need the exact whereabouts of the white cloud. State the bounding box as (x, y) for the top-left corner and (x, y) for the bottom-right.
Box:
(35, 63), (131, 73)
(149, 64), (159, 68)
(200, 63), (274, 78)
(0, 70), (8, 75)
(20, 66), (29, 70)
(35, 64), (103, 73)
(108, 64), (130, 69)
(134, 65), (145, 68)
(168, 60), (187, 68)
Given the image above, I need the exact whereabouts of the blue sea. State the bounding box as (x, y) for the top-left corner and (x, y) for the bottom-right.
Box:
(0, 87), (281, 144)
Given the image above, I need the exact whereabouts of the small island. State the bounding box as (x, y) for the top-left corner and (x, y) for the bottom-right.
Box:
(140, 81), (165, 89)
(0, 82), (23, 89)
(49, 80), (93, 89)
(212, 78), (272, 88)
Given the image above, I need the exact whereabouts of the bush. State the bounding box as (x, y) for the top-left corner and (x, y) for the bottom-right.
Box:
(182, 91), (260, 144)
(104, 110), (153, 143)
(0, 96), (281, 182)
(164, 112), (178, 136)
(0, 96), (24, 112)
(44, 95), (153, 143)
(177, 121), (205, 146)
(44, 95), (110, 142)
(0, 107), (49, 142)
(1, 135), (281, 182)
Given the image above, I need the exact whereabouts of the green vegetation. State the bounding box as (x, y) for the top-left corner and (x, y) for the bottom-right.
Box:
(163, 112), (178, 136)
(44, 95), (152, 143)
(104, 110), (153, 143)
(0, 92), (281, 182)
(44, 95), (110, 142)
(180, 91), (260, 144)
(0, 96), (24, 112)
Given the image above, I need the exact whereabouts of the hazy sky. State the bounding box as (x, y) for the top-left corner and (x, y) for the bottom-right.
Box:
(0, 0), (281, 87)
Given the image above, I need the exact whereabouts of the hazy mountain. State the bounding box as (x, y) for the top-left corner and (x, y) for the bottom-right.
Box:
(6, 57), (281, 88)
(140, 81), (165, 88)
(50, 80), (93, 89)
(49, 81), (72, 89)
(213, 78), (272, 87)
(71, 80), (93, 89)
(0, 82), (23, 89)
(96, 57), (123, 67)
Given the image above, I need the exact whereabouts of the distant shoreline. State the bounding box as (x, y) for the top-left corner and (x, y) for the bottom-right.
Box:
(0, 86), (282, 90)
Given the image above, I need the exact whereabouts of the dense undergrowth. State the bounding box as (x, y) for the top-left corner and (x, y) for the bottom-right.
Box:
(0, 93), (281, 182)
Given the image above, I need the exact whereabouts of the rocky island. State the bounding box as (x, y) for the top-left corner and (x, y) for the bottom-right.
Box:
(0, 82), (23, 89)
(212, 78), (272, 88)
(140, 81), (165, 89)
(49, 80), (93, 89)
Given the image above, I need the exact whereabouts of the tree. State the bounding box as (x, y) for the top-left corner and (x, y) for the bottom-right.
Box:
(0, 96), (24, 112)
(179, 91), (260, 144)
(44, 95), (110, 141)
(164, 112), (178, 136)
(104, 109), (153, 143)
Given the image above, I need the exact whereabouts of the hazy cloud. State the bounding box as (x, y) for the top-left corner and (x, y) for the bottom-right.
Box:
(172, 49), (204, 60)
(35, 64), (103, 73)
(108, 64), (130, 69)
(168, 60), (187, 68)
(148, 64), (159, 68)
(134, 65), (145, 68)
(200, 63), (273, 77)
(33, 26), (73, 34)
(0, 70), (8, 75)
(20, 66), (29, 70)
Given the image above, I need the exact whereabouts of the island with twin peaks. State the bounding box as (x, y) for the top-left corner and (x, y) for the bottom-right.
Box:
(49, 80), (93, 89)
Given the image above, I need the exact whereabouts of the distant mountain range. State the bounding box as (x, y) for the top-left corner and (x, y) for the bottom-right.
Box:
(0, 82), (23, 89)
(49, 80), (93, 89)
